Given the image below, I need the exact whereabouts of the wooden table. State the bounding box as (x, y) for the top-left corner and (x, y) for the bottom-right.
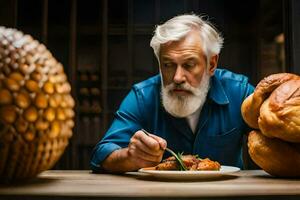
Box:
(1, 170), (300, 200)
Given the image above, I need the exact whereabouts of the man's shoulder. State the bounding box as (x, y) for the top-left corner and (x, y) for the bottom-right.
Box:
(130, 74), (161, 112)
(133, 74), (161, 91)
(214, 68), (250, 83)
(210, 68), (254, 105)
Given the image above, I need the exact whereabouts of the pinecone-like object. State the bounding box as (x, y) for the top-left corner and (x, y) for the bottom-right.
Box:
(0, 27), (75, 182)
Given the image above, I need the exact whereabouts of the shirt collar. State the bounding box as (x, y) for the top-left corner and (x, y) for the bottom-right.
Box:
(208, 75), (229, 105)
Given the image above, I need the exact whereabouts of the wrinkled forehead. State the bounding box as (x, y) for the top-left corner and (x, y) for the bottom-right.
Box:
(159, 36), (206, 64)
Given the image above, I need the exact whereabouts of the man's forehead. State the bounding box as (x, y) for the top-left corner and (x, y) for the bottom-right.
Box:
(159, 44), (205, 61)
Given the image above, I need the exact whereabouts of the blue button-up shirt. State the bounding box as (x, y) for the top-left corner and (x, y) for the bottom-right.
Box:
(90, 68), (254, 171)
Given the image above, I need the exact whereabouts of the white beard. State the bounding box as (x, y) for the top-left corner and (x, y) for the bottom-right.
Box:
(161, 70), (210, 118)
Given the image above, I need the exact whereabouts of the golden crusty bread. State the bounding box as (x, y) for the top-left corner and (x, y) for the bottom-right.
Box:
(258, 79), (300, 142)
(242, 73), (300, 177)
(248, 130), (300, 177)
(241, 93), (258, 129)
(241, 73), (299, 129)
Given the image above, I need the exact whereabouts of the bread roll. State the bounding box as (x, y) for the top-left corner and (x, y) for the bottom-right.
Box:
(259, 79), (300, 142)
(241, 73), (299, 129)
(242, 73), (300, 177)
(248, 130), (300, 177)
(241, 93), (258, 129)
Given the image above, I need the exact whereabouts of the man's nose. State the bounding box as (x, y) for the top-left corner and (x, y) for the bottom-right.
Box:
(173, 66), (186, 84)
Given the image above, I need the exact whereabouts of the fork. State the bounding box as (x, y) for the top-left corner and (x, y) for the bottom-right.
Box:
(141, 129), (187, 171)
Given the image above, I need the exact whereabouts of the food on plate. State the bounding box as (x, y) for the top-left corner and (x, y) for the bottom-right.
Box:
(154, 154), (221, 171)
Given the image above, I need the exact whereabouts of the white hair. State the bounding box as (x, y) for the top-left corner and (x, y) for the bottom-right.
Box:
(150, 14), (224, 62)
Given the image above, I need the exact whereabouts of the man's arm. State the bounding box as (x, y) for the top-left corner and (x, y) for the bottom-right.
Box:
(90, 83), (165, 173)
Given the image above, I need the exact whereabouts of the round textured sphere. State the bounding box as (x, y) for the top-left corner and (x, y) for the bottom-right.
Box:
(0, 27), (75, 182)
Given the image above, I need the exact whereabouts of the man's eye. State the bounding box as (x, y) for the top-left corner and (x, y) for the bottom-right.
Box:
(183, 62), (195, 68)
(163, 63), (173, 68)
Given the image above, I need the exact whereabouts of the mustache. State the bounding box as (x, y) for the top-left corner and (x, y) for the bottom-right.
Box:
(173, 83), (186, 89)
(166, 82), (193, 91)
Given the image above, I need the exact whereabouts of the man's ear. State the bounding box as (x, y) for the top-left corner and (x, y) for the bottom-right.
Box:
(208, 55), (219, 76)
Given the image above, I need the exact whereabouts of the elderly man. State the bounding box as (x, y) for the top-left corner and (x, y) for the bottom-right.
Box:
(90, 14), (254, 173)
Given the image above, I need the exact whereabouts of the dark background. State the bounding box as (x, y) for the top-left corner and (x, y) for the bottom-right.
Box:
(0, 0), (299, 170)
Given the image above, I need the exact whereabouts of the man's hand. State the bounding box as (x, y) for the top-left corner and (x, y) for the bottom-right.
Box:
(102, 130), (167, 173)
(128, 130), (167, 167)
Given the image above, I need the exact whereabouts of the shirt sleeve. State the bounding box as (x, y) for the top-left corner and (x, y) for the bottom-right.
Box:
(90, 88), (144, 172)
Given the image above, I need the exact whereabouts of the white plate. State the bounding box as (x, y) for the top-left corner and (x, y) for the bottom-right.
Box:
(138, 166), (240, 180)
